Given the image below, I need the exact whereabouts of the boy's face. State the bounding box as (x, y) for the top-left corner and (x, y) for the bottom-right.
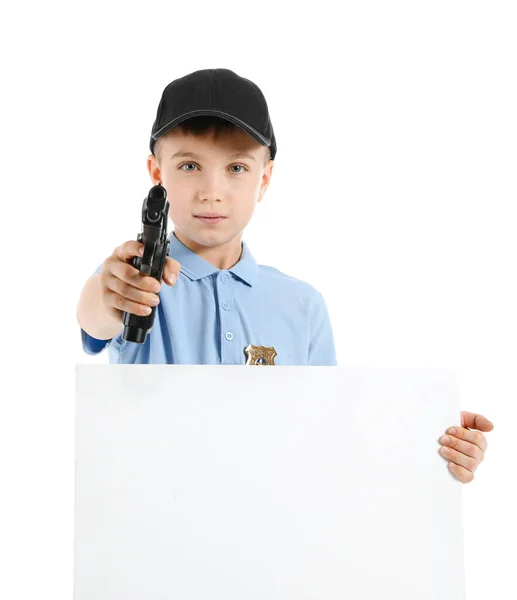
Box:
(147, 127), (273, 251)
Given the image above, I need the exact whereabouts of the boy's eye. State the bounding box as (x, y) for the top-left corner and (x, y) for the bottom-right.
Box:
(178, 162), (248, 173)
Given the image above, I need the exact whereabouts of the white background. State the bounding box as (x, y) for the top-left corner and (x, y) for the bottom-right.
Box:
(1, 1), (515, 598)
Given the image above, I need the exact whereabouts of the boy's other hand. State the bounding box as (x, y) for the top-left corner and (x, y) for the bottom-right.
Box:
(99, 240), (181, 321)
(438, 411), (494, 483)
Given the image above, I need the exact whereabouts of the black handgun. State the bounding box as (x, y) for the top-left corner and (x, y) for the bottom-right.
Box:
(122, 183), (170, 344)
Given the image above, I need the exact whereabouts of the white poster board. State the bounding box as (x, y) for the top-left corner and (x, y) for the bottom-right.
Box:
(75, 365), (465, 599)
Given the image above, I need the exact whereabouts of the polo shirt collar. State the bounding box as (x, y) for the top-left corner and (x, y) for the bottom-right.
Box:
(167, 231), (258, 287)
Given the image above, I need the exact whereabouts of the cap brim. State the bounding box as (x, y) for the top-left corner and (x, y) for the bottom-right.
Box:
(151, 109), (272, 148)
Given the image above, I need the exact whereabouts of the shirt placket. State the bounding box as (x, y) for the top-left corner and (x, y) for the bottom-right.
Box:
(217, 271), (239, 364)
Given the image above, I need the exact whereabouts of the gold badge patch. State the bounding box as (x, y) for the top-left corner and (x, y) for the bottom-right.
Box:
(244, 344), (277, 366)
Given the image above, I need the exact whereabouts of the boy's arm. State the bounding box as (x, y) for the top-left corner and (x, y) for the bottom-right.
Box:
(307, 291), (338, 366)
(77, 265), (124, 355)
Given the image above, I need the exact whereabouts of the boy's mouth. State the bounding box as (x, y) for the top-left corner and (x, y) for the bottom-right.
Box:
(194, 214), (227, 224)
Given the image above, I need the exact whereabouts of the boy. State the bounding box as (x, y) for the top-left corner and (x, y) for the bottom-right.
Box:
(76, 68), (493, 481)
(77, 68), (336, 367)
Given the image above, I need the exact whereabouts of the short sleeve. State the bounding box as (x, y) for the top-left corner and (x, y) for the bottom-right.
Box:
(307, 291), (338, 366)
(80, 262), (124, 356)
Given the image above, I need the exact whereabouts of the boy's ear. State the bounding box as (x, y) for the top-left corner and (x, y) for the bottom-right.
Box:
(147, 154), (162, 185)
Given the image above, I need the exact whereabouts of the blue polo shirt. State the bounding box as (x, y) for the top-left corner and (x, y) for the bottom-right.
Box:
(80, 232), (337, 366)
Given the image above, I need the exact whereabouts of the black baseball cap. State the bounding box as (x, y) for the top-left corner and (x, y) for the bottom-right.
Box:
(150, 68), (277, 160)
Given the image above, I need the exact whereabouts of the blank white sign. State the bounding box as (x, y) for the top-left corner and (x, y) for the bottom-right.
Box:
(75, 365), (464, 599)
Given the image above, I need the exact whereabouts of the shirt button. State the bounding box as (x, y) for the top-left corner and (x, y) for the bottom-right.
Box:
(225, 331), (234, 341)
(222, 302), (230, 310)
(221, 274), (230, 283)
